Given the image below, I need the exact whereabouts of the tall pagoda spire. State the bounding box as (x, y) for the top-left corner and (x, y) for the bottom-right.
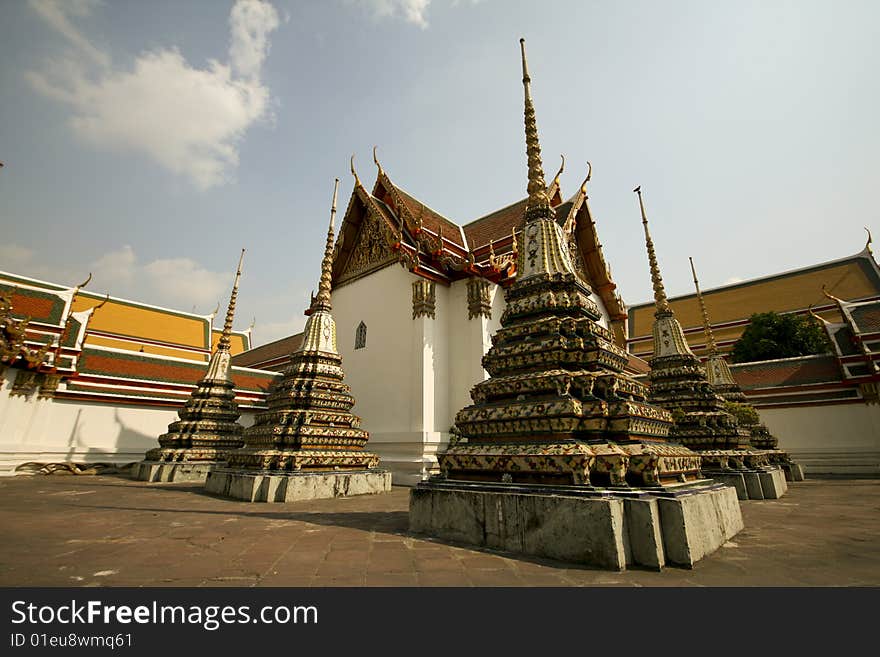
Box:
(217, 249), (245, 351)
(136, 248), (248, 480)
(635, 186), (670, 313)
(689, 256), (717, 355)
(520, 38), (553, 222)
(312, 178), (338, 314)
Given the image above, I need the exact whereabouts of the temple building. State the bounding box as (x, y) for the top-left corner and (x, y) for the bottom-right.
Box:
(133, 251), (248, 483)
(205, 180), (391, 502)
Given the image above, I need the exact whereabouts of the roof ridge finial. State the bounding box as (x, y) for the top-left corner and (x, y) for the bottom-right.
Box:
(821, 284), (845, 306)
(350, 154), (362, 188)
(580, 161), (592, 194)
(520, 38), (552, 221)
(314, 178), (340, 312)
(689, 256), (717, 355)
(373, 146), (384, 176)
(218, 249), (245, 351)
(808, 304), (831, 326)
(634, 186), (670, 313)
(552, 154), (565, 188)
(865, 226), (873, 256)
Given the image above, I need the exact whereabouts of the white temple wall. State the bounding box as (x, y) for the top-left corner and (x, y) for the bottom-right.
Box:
(447, 279), (504, 425)
(0, 369), (259, 477)
(758, 403), (880, 475)
(0, 368), (173, 476)
(332, 265), (433, 485)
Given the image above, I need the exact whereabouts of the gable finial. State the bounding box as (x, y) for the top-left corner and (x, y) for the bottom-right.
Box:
(350, 154), (362, 188)
(373, 146), (384, 176)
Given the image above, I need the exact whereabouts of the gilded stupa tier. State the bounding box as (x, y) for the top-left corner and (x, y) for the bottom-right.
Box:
(226, 180), (380, 473)
(691, 257), (780, 452)
(145, 250), (246, 463)
(439, 40), (702, 488)
(636, 191), (755, 460)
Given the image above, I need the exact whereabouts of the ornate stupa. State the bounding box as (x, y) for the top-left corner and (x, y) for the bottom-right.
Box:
(690, 257), (804, 479)
(411, 40), (743, 571)
(438, 39), (702, 489)
(634, 188), (756, 466)
(205, 180), (391, 502)
(134, 250), (247, 483)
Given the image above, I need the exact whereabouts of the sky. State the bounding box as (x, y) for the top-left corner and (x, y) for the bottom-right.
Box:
(2, 0), (878, 346)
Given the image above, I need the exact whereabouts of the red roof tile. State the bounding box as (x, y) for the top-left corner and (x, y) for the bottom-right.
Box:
(731, 355), (841, 389)
(231, 333), (303, 369)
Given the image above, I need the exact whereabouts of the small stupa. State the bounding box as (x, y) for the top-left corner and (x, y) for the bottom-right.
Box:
(690, 257), (805, 481)
(205, 180), (391, 502)
(410, 39), (743, 571)
(134, 250), (247, 483)
(635, 189), (787, 499)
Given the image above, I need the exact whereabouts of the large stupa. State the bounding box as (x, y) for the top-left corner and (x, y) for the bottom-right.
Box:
(205, 180), (391, 502)
(410, 39), (743, 571)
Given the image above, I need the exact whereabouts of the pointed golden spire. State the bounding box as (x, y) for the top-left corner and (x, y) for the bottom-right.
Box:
(635, 186), (670, 313)
(218, 249), (245, 351)
(520, 38), (553, 221)
(689, 256), (717, 354)
(313, 178), (339, 312)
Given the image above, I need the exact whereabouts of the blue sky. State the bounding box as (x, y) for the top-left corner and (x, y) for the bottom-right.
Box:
(2, 0), (878, 345)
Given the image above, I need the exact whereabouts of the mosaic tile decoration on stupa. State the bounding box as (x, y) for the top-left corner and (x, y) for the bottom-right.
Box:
(435, 41), (704, 492)
(219, 180), (383, 478)
(134, 251), (247, 481)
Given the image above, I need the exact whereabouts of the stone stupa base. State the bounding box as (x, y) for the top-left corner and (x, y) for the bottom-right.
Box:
(705, 467), (788, 500)
(204, 468), (392, 503)
(409, 478), (743, 570)
(132, 460), (226, 484)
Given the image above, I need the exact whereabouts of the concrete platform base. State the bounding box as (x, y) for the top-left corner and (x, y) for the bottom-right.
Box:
(759, 468), (788, 499)
(204, 468), (392, 502)
(708, 467), (788, 500)
(783, 462), (806, 482)
(132, 461), (222, 484)
(409, 481), (742, 570)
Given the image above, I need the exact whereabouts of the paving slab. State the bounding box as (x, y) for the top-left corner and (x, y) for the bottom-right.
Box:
(0, 475), (877, 586)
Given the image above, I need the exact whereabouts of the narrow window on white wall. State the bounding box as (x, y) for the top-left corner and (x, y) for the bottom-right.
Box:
(355, 321), (367, 350)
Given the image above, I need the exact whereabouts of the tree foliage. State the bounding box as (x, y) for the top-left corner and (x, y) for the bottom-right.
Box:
(730, 312), (832, 364)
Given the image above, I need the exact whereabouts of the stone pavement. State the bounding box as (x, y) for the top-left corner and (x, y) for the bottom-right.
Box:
(0, 475), (877, 586)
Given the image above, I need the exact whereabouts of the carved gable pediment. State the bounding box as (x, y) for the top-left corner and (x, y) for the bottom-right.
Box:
(338, 207), (398, 285)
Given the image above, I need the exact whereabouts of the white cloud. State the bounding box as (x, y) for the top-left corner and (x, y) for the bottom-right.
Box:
(229, 0), (281, 79)
(352, 0), (432, 28)
(254, 313), (308, 346)
(4, 242), (229, 314)
(26, 0), (279, 189)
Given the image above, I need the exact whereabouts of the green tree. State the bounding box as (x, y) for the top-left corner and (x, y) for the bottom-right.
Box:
(730, 312), (832, 363)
